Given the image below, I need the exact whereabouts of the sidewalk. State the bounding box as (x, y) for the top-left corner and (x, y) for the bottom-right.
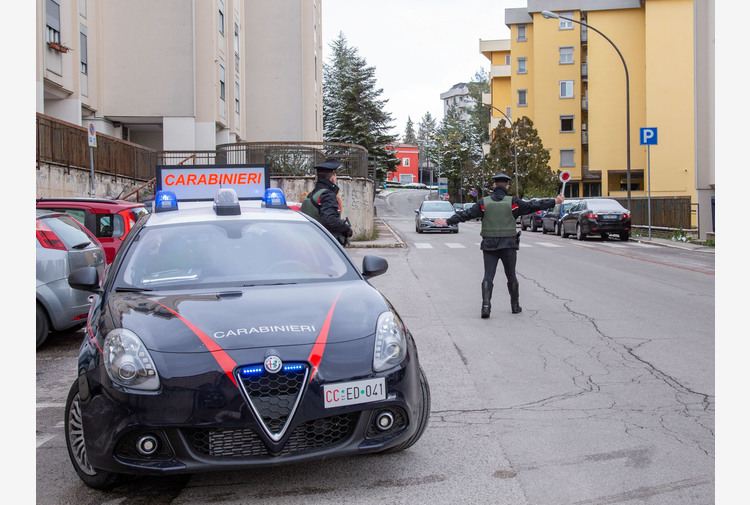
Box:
(632, 235), (715, 253)
(349, 218), (405, 248)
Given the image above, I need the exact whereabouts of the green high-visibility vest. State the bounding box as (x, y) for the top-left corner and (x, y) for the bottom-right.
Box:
(480, 197), (517, 238)
(300, 188), (328, 222)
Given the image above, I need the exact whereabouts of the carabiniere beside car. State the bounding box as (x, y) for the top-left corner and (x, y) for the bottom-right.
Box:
(64, 188), (430, 489)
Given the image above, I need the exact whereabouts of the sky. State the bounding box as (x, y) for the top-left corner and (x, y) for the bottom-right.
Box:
(322, 0), (528, 139)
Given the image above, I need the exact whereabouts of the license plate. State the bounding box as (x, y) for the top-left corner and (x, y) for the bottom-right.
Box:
(323, 378), (386, 408)
(603, 214), (617, 220)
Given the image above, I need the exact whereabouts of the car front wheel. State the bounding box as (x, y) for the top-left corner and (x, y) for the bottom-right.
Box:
(620, 231), (630, 241)
(65, 380), (122, 490)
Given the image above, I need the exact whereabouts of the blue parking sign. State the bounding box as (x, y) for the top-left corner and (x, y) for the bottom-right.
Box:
(640, 127), (658, 145)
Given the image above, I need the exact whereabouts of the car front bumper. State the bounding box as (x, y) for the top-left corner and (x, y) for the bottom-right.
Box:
(76, 340), (424, 475)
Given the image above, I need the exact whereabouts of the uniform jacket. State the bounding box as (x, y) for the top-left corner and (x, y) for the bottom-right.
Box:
(446, 186), (556, 250)
(306, 178), (352, 236)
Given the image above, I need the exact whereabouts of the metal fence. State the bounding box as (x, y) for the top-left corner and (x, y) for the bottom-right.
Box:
(37, 113), (157, 181)
(37, 113), (372, 181)
(612, 196), (692, 229)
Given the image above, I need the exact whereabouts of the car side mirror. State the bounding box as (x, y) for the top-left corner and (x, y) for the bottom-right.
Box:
(362, 255), (388, 279)
(68, 266), (102, 293)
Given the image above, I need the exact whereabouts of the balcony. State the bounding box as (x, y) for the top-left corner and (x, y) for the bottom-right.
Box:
(581, 97), (588, 110)
(581, 131), (588, 145)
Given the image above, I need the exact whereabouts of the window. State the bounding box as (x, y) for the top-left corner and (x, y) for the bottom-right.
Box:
(560, 80), (574, 98)
(505, 106), (512, 120)
(504, 54), (511, 66)
(234, 22), (240, 71)
(402, 158), (410, 167)
(517, 89), (527, 107)
(559, 46), (574, 64)
(517, 24), (527, 41)
(560, 115), (574, 132)
(80, 32), (88, 74)
(234, 82), (240, 114)
(559, 12), (574, 30)
(517, 57), (527, 74)
(219, 63), (226, 118)
(560, 149), (575, 167)
(218, 0), (225, 35)
(46, 0), (61, 44)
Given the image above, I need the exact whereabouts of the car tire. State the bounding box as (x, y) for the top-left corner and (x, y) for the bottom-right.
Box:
(555, 223), (561, 236)
(531, 221), (537, 232)
(560, 223), (568, 238)
(542, 224), (548, 234)
(620, 231), (630, 241)
(384, 366), (431, 454)
(520, 221), (527, 231)
(576, 223), (586, 241)
(65, 380), (122, 490)
(37, 303), (50, 349)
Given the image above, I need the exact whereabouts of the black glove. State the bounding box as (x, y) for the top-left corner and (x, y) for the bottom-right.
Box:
(345, 227), (354, 238)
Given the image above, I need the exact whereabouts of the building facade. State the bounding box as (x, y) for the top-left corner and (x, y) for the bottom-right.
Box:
(37, 0), (324, 152)
(385, 144), (419, 184)
(439, 83), (475, 121)
(481, 0), (714, 236)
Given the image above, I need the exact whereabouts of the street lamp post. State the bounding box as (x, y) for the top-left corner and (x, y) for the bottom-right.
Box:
(483, 103), (519, 197)
(541, 10), (632, 212)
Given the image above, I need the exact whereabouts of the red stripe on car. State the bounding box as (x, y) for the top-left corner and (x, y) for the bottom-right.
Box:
(307, 294), (340, 383)
(153, 301), (239, 387)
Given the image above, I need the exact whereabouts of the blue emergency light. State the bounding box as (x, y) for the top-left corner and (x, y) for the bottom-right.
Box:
(263, 188), (288, 209)
(154, 191), (178, 213)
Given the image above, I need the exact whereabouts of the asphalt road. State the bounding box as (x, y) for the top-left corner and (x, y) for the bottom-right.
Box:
(34, 189), (715, 504)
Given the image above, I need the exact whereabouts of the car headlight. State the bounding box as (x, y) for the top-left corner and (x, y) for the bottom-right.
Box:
(103, 328), (160, 391)
(419, 215), (430, 221)
(373, 311), (407, 372)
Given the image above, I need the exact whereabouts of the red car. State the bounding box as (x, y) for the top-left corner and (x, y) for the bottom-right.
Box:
(36, 198), (149, 264)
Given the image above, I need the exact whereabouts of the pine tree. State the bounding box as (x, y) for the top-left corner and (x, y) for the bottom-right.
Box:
(417, 112), (438, 185)
(323, 33), (399, 183)
(434, 105), (483, 200)
(403, 117), (417, 146)
(485, 116), (557, 199)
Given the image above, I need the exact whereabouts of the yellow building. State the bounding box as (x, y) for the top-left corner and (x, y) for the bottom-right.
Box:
(480, 0), (714, 237)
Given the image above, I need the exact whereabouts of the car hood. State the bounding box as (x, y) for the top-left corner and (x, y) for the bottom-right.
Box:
(107, 281), (390, 353)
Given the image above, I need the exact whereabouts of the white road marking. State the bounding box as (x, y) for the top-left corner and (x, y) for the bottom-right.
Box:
(414, 243), (433, 249)
(445, 243), (465, 249)
(534, 242), (564, 248)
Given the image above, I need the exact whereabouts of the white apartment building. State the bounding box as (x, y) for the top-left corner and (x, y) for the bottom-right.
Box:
(37, 0), (324, 151)
(439, 82), (475, 121)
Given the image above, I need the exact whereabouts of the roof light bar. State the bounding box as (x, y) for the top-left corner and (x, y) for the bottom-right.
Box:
(214, 188), (241, 215)
(154, 191), (178, 213)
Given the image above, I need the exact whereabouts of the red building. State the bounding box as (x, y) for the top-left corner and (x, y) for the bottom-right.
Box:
(385, 143), (419, 184)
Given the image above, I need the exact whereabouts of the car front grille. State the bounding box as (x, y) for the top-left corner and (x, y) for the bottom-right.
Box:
(183, 413), (358, 458)
(235, 362), (309, 441)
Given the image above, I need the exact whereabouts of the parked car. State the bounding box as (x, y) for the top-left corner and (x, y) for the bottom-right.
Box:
(36, 198), (149, 264)
(453, 203), (464, 212)
(519, 199), (545, 232)
(415, 200), (458, 233)
(559, 198), (631, 241)
(36, 210), (106, 348)
(541, 199), (580, 235)
(64, 188), (430, 489)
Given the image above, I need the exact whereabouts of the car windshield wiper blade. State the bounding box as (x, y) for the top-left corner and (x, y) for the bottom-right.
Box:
(243, 282), (298, 287)
(71, 241), (92, 249)
(114, 286), (153, 292)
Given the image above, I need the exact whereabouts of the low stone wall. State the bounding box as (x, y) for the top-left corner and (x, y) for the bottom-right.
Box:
(36, 163), (375, 239)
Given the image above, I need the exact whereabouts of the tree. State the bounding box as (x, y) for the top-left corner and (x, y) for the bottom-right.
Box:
(432, 105), (483, 201)
(403, 117), (417, 146)
(466, 69), (491, 147)
(323, 33), (399, 183)
(417, 112), (438, 184)
(485, 116), (558, 199)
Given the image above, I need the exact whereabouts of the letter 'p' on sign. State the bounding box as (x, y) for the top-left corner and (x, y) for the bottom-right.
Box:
(640, 127), (658, 146)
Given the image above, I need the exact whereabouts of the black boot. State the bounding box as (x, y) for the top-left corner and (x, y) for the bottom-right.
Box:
(481, 281), (493, 318)
(508, 282), (522, 314)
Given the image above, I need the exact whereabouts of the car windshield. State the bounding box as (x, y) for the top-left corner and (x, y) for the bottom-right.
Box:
(114, 220), (357, 290)
(421, 202), (454, 212)
(588, 200), (626, 212)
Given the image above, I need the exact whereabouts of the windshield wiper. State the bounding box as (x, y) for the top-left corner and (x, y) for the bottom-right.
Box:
(71, 241), (92, 249)
(243, 282), (298, 287)
(114, 287), (153, 292)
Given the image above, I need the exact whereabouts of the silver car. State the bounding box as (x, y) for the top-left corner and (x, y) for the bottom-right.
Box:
(36, 210), (106, 348)
(415, 200), (459, 233)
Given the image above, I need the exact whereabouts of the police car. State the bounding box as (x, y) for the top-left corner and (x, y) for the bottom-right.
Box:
(64, 180), (430, 489)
